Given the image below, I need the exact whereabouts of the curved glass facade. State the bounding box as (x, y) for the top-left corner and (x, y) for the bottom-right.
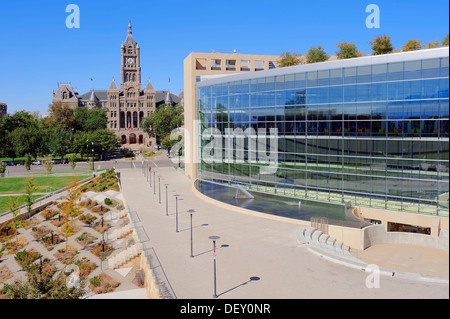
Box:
(196, 48), (449, 216)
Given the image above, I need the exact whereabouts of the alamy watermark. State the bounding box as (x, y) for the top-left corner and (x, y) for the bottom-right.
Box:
(65, 4), (80, 29)
(366, 4), (380, 29)
(169, 125), (279, 174)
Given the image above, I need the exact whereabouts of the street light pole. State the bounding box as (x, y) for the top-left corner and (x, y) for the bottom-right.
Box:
(209, 235), (220, 298)
(188, 209), (195, 258)
(165, 184), (169, 216)
(174, 195), (179, 232)
(158, 176), (161, 204)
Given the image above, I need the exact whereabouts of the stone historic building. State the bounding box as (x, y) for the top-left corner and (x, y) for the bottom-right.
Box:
(51, 20), (181, 148)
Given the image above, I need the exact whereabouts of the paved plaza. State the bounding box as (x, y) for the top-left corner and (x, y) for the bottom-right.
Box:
(116, 154), (449, 299)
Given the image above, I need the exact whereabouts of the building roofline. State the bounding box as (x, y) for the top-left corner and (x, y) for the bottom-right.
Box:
(197, 47), (449, 87)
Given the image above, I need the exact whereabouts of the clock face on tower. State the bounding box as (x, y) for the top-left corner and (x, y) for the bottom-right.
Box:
(127, 57), (134, 64)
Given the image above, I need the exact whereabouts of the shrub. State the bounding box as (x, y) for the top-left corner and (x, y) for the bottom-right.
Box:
(104, 198), (112, 205)
(90, 275), (102, 287)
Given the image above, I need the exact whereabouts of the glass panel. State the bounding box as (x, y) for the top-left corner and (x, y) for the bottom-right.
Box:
(372, 63), (387, 82)
(387, 81), (404, 101)
(441, 57), (449, 77)
(439, 78), (449, 98)
(344, 85), (357, 102)
(356, 84), (371, 101)
(422, 78), (440, 99)
(421, 100), (440, 119)
(265, 76), (275, 91)
(295, 73), (306, 88)
(387, 101), (404, 120)
(357, 65), (371, 83)
(404, 80), (421, 99)
(404, 60), (422, 80)
(371, 82), (387, 101)
(317, 70), (330, 86)
(307, 71), (317, 87)
(285, 74), (296, 89)
(330, 68), (343, 85)
(276, 75), (285, 90)
(344, 67), (357, 84)
(422, 58), (440, 78)
(388, 62), (404, 81)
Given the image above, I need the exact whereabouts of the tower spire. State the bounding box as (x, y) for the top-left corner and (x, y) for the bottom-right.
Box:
(128, 18), (132, 34)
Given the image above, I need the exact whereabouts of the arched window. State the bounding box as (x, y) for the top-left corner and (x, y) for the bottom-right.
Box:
(129, 133), (136, 144)
(133, 111), (138, 128)
(127, 111), (131, 129)
(121, 135), (127, 144)
(120, 111), (125, 128)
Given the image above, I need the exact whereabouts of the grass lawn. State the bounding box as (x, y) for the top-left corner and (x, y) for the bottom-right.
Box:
(0, 174), (90, 194)
(0, 195), (42, 214)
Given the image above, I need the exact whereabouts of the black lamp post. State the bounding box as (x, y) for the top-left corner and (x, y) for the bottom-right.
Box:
(174, 194), (179, 232)
(188, 209), (195, 258)
(165, 184), (169, 216)
(158, 176), (161, 204)
(208, 235), (220, 298)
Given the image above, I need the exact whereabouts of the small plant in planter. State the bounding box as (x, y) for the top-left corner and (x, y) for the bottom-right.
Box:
(78, 213), (97, 225)
(54, 244), (78, 264)
(14, 249), (41, 269)
(40, 233), (64, 251)
(41, 209), (59, 220)
(90, 242), (113, 259)
(76, 232), (97, 248)
(31, 226), (52, 240)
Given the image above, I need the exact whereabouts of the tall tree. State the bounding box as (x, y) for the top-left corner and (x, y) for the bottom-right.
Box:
(277, 52), (302, 67)
(335, 41), (363, 59)
(402, 39), (423, 52)
(442, 34), (449, 46)
(143, 104), (184, 141)
(306, 45), (328, 63)
(48, 128), (74, 159)
(74, 107), (107, 132)
(9, 126), (42, 159)
(47, 102), (75, 131)
(369, 35), (393, 55)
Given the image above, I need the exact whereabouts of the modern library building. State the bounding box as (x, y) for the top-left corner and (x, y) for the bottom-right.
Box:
(195, 47), (449, 221)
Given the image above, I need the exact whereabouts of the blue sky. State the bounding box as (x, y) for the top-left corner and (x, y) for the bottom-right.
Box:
(0, 0), (448, 115)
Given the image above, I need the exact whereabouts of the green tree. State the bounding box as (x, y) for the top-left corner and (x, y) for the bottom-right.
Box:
(369, 35), (393, 55)
(2, 263), (86, 299)
(48, 128), (74, 160)
(335, 41), (363, 59)
(46, 102), (76, 131)
(69, 154), (77, 170)
(74, 107), (107, 132)
(277, 52), (301, 67)
(7, 196), (25, 243)
(9, 126), (42, 159)
(426, 38), (441, 48)
(442, 34), (449, 46)
(43, 159), (53, 175)
(402, 39), (423, 52)
(143, 104), (184, 141)
(88, 129), (121, 157)
(306, 45), (328, 63)
(24, 153), (32, 172)
(23, 177), (37, 219)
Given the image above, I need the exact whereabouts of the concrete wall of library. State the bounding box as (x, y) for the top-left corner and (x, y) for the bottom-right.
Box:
(353, 206), (449, 237)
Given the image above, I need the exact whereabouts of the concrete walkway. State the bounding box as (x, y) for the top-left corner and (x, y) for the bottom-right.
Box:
(118, 160), (449, 299)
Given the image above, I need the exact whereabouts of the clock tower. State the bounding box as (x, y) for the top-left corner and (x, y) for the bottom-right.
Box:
(120, 19), (141, 90)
